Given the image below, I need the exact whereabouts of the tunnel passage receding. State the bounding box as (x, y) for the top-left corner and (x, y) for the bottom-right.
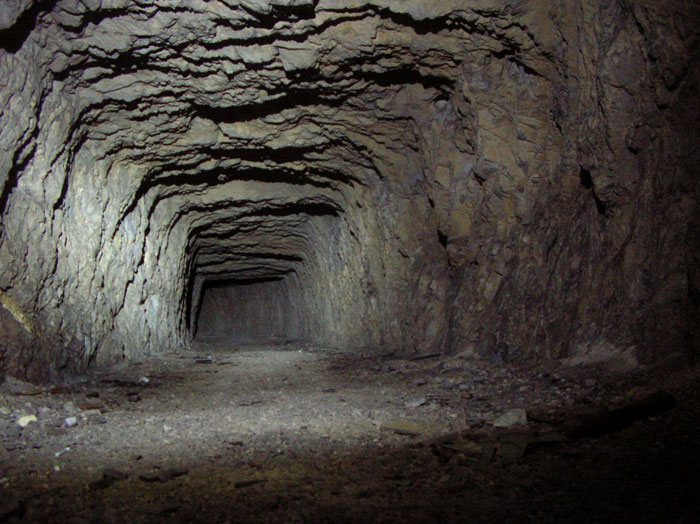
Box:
(183, 201), (350, 349)
(195, 276), (301, 343)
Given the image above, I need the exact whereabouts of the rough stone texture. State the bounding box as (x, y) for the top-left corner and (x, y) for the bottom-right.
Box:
(0, 0), (698, 380)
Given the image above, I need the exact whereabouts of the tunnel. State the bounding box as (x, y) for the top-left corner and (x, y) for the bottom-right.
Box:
(190, 203), (344, 344)
(0, 0), (699, 522)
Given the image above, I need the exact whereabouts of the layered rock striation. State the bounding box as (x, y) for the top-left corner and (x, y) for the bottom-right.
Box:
(0, 0), (698, 381)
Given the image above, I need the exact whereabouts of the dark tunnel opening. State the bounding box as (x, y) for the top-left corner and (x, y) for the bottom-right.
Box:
(194, 275), (300, 343)
(181, 200), (349, 350)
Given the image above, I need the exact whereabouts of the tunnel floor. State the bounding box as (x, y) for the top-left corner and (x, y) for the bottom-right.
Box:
(1, 343), (699, 523)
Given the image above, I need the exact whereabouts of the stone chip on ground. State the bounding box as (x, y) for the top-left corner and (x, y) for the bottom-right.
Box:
(139, 468), (189, 483)
(17, 415), (37, 427)
(492, 409), (528, 428)
(405, 397), (428, 408)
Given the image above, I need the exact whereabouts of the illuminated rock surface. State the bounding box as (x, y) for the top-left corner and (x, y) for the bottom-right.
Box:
(0, 0), (698, 382)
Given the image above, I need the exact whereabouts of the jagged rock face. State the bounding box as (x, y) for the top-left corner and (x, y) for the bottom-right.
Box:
(0, 0), (698, 381)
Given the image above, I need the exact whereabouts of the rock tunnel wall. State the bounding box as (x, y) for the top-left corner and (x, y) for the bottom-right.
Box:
(0, 0), (698, 381)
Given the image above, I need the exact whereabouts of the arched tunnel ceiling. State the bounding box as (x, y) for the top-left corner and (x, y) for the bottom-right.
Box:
(0, 0), (699, 381)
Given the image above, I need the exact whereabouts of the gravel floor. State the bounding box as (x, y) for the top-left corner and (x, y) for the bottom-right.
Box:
(1, 340), (699, 523)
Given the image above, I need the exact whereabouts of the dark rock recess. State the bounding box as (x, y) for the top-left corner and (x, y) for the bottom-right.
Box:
(0, 0), (698, 381)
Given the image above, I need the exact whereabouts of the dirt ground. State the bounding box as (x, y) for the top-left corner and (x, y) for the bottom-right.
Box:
(1, 339), (699, 523)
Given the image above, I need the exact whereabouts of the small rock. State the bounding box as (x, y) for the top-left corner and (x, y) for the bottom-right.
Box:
(138, 377), (150, 384)
(17, 415), (37, 427)
(139, 468), (188, 483)
(103, 468), (128, 481)
(405, 397), (427, 408)
(64, 416), (78, 428)
(492, 409), (528, 428)
(54, 446), (70, 458)
(585, 378), (597, 387)
(456, 345), (477, 359)
(165, 468), (188, 479)
(138, 471), (162, 482)
(127, 393), (141, 402)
